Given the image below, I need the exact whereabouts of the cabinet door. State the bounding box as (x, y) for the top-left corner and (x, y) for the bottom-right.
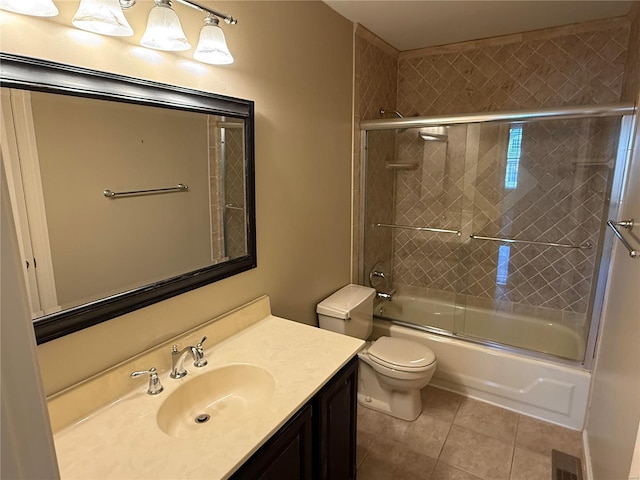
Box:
(230, 404), (313, 480)
(314, 356), (358, 480)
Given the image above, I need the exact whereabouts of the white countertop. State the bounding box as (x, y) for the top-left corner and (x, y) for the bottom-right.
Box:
(53, 315), (364, 479)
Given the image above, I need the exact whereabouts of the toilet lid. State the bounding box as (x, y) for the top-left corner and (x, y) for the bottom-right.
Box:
(368, 337), (435, 370)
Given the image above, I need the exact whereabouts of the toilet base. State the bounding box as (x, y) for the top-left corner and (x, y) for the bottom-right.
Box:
(357, 360), (424, 421)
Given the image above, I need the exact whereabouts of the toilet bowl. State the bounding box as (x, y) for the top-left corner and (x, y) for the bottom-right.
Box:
(358, 337), (436, 420)
(316, 284), (436, 421)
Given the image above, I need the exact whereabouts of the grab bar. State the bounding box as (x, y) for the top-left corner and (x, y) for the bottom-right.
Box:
(469, 234), (592, 250)
(607, 219), (638, 258)
(103, 183), (188, 198)
(375, 223), (461, 236)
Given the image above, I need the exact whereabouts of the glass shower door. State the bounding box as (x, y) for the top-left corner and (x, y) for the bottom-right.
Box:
(455, 116), (623, 361)
(363, 125), (469, 334)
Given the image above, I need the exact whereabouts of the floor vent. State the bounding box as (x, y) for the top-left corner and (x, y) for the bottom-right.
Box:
(552, 449), (583, 480)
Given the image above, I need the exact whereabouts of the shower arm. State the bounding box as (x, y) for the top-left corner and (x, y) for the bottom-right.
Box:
(379, 108), (403, 118)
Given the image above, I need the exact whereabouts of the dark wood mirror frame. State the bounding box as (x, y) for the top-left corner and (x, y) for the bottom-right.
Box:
(0, 53), (256, 344)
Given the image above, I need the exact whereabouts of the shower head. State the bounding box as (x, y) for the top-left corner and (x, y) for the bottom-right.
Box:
(419, 126), (448, 142)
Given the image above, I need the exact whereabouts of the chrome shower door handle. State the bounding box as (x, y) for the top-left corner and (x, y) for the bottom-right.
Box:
(607, 219), (638, 258)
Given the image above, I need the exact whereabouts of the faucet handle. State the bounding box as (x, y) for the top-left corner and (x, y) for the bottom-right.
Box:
(130, 367), (164, 395)
(194, 336), (208, 368)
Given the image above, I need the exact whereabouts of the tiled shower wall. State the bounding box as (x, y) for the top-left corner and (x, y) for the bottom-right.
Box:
(354, 16), (637, 336)
(397, 18), (630, 116)
(223, 125), (247, 259)
(389, 116), (621, 331)
(353, 26), (398, 283)
(209, 118), (225, 262)
(209, 118), (247, 263)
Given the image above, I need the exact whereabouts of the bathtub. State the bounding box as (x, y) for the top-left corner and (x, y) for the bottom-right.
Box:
(377, 295), (585, 360)
(373, 296), (591, 430)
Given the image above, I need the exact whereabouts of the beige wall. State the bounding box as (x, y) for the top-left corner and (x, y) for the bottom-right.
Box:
(1, 162), (59, 478)
(0, 1), (354, 395)
(30, 92), (212, 309)
(586, 5), (640, 478)
(586, 92), (640, 480)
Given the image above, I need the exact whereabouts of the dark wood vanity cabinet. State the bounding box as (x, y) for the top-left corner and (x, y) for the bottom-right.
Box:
(230, 404), (314, 480)
(314, 356), (358, 480)
(230, 356), (358, 480)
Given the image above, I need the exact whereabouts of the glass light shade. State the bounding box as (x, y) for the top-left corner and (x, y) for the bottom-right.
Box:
(140, 3), (190, 52)
(193, 18), (234, 65)
(72, 0), (133, 37)
(0, 0), (58, 17)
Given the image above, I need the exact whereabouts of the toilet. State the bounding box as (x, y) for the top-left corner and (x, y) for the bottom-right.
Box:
(317, 284), (436, 421)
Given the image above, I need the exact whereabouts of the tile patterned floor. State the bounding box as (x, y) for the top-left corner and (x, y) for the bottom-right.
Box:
(356, 386), (584, 480)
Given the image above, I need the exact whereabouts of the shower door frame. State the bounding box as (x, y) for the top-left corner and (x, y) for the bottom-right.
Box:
(358, 103), (636, 370)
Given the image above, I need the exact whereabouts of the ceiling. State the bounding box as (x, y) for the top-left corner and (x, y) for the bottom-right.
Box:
(323, 1), (635, 52)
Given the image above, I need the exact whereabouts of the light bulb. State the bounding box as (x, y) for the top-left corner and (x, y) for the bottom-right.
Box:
(193, 16), (233, 65)
(140, 1), (190, 52)
(0, 0), (58, 17)
(72, 0), (133, 37)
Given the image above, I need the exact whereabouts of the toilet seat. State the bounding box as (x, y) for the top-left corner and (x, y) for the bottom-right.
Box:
(368, 337), (435, 373)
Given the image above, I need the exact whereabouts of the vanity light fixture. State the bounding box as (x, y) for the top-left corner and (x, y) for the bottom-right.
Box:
(72, 0), (134, 37)
(140, 0), (190, 51)
(193, 15), (233, 65)
(1, 0), (237, 65)
(0, 0), (58, 17)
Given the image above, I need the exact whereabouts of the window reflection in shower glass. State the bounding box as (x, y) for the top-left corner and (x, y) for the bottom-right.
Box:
(505, 124), (522, 189)
(496, 244), (511, 286)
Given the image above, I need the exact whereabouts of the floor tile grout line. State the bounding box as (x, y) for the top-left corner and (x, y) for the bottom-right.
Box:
(433, 393), (463, 464)
(358, 393), (584, 479)
(439, 423), (520, 480)
(356, 406), (392, 470)
(508, 415), (521, 480)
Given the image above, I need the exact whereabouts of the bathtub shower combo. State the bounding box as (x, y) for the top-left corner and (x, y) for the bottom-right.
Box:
(358, 104), (635, 429)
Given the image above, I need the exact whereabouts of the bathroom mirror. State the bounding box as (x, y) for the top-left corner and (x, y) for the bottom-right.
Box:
(0, 54), (256, 344)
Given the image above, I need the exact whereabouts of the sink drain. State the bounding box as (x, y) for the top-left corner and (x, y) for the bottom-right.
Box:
(194, 413), (210, 424)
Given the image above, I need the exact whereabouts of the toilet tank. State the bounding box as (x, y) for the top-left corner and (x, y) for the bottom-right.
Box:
(316, 284), (376, 339)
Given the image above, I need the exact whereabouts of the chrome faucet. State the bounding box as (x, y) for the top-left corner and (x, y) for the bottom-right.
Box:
(371, 270), (388, 281)
(130, 367), (164, 395)
(170, 336), (208, 379)
(377, 292), (393, 301)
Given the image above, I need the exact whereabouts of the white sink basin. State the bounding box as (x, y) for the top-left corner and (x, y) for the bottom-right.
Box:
(157, 364), (276, 439)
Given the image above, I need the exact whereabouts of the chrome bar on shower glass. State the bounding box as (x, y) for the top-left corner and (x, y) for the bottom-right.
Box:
(469, 234), (592, 250)
(376, 223), (462, 236)
(361, 103), (636, 130)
